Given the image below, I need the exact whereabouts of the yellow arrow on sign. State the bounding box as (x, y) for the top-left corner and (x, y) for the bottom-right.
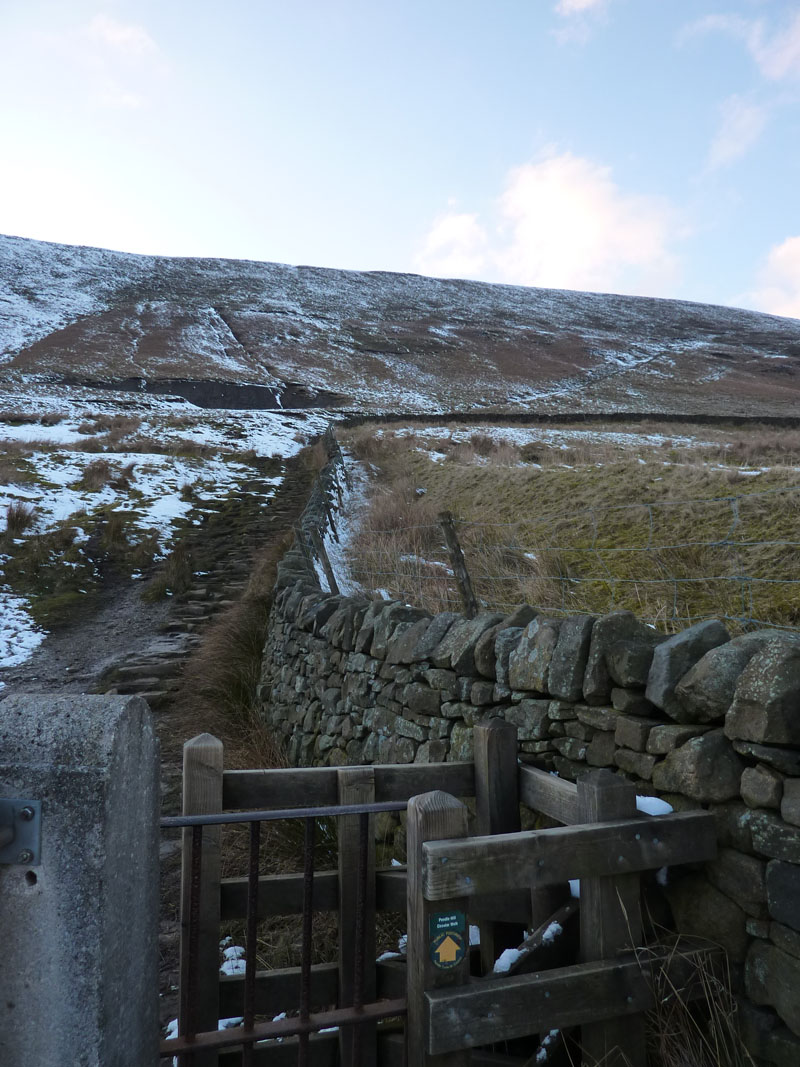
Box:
(435, 934), (461, 965)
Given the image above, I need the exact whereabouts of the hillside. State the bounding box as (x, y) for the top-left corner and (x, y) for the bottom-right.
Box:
(2, 233), (800, 416)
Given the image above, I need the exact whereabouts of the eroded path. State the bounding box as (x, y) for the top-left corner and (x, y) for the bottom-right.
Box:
(0, 452), (315, 1030)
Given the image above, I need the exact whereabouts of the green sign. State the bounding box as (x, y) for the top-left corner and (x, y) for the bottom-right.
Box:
(429, 910), (466, 939)
(429, 911), (468, 970)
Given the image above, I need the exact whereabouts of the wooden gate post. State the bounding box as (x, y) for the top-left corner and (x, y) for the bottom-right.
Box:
(577, 769), (645, 1067)
(473, 719), (526, 974)
(407, 791), (471, 1066)
(337, 767), (377, 1066)
(179, 733), (224, 1066)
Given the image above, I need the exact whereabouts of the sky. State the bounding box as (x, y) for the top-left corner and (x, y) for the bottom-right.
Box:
(0, 0), (799, 317)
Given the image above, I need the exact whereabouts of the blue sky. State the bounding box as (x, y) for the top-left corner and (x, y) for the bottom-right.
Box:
(1, 0), (799, 316)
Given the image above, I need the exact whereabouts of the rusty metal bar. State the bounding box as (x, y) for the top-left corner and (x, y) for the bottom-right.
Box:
(352, 811), (369, 1064)
(298, 817), (316, 1067)
(178, 824), (203, 1067)
(161, 799), (407, 829)
(166, 799), (406, 1064)
(242, 820), (261, 1067)
(161, 998), (408, 1055)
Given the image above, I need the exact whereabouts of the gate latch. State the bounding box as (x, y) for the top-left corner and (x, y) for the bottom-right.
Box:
(0, 799), (42, 866)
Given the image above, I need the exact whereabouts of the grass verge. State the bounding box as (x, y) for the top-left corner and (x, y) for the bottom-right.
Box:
(341, 422), (800, 631)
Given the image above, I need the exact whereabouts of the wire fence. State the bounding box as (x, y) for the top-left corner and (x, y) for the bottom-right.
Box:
(347, 482), (800, 633)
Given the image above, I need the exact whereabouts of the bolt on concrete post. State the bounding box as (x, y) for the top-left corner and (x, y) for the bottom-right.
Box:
(0, 694), (160, 1067)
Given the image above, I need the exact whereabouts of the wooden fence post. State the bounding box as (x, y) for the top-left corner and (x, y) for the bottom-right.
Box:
(474, 720), (526, 974)
(438, 511), (478, 618)
(294, 523), (316, 575)
(577, 769), (645, 1067)
(337, 767), (377, 1066)
(324, 498), (341, 542)
(407, 791), (472, 1067)
(179, 733), (224, 1066)
(309, 525), (340, 594)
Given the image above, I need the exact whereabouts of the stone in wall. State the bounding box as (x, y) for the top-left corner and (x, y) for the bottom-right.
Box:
(429, 613), (500, 671)
(666, 872), (749, 962)
(495, 627), (524, 686)
(298, 593), (346, 634)
(583, 611), (663, 704)
(549, 615), (596, 701)
(646, 723), (711, 755)
(410, 612), (459, 661)
(503, 699), (550, 741)
(767, 861), (800, 933)
(370, 604), (430, 660)
(386, 617), (430, 664)
(508, 616), (562, 692)
(473, 605), (537, 679)
(750, 812), (800, 864)
(781, 779), (800, 827)
(651, 729), (744, 802)
(675, 631), (785, 724)
(726, 639), (800, 745)
(452, 613), (505, 674)
(746, 940), (800, 1037)
(732, 740), (800, 777)
(741, 764), (784, 810)
(320, 599), (369, 650)
(610, 687), (659, 716)
(645, 619), (730, 721)
(707, 848), (768, 919)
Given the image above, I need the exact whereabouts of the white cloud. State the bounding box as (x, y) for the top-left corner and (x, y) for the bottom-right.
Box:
(706, 94), (767, 169)
(744, 236), (800, 319)
(555, 0), (606, 15)
(85, 14), (159, 58)
(28, 13), (169, 111)
(415, 212), (488, 279)
(415, 151), (680, 297)
(685, 11), (800, 81)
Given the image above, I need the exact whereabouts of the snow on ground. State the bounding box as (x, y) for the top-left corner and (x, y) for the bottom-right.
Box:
(0, 381), (334, 670)
(0, 593), (46, 671)
(0, 450), (281, 548)
(0, 381), (332, 458)
(386, 424), (717, 452)
(319, 455), (372, 597)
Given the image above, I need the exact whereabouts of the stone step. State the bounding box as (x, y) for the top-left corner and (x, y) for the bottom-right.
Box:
(116, 677), (176, 694)
(132, 690), (173, 709)
(115, 661), (184, 680)
(180, 602), (213, 616)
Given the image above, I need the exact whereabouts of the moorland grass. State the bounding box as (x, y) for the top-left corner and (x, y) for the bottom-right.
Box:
(341, 423), (800, 631)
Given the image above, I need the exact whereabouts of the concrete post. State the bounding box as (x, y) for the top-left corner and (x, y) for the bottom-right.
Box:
(0, 694), (160, 1067)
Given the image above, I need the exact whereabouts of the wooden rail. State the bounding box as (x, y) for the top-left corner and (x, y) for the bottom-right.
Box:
(172, 727), (719, 1067)
(221, 761), (476, 810)
(421, 810), (716, 899)
(407, 768), (719, 1067)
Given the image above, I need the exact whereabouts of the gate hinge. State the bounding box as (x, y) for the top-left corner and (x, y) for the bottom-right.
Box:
(0, 799), (42, 866)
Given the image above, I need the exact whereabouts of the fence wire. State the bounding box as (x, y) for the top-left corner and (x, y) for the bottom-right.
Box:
(346, 482), (800, 633)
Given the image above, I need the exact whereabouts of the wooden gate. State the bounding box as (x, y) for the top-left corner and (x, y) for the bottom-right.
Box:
(160, 721), (718, 1066)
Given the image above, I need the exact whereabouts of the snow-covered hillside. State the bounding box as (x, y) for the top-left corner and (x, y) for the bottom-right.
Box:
(2, 233), (800, 416)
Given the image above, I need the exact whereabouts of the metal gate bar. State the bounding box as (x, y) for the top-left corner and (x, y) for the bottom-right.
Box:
(161, 800), (408, 1065)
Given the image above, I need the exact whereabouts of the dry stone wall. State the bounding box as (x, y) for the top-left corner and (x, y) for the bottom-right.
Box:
(258, 449), (800, 1066)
